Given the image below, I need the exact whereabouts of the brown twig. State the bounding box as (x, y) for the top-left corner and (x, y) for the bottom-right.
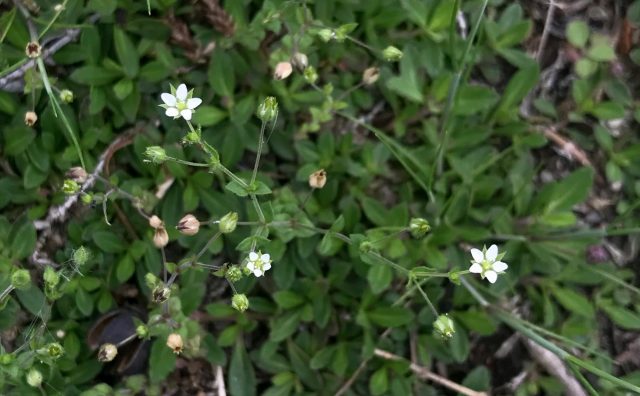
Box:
(30, 125), (143, 267)
(523, 339), (588, 396)
(214, 365), (227, 396)
(373, 348), (489, 396)
(198, 0), (235, 36)
(540, 126), (592, 167)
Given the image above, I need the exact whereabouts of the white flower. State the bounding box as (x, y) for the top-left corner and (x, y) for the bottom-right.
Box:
(246, 251), (272, 277)
(469, 244), (508, 284)
(159, 83), (202, 121)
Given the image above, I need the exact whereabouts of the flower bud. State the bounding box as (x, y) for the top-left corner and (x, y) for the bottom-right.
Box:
(44, 266), (60, 287)
(59, 89), (74, 103)
(257, 96), (278, 122)
(144, 146), (168, 164)
(362, 67), (380, 85)
(24, 111), (38, 127)
(166, 333), (183, 354)
(433, 314), (455, 339)
(81, 193), (93, 204)
(153, 227), (169, 248)
(152, 286), (170, 303)
(308, 169), (327, 189)
(225, 265), (243, 282)
(232, 293), (249, 312)
(273, 61), (293, 80)
(317, 28), (334, 42)
(177, 214), (200, 236)
(136, 324), (149, 339)
(25, 41), (41, 58)
(218, 212), (238, 234)
(55, 329), (65, 339)
(72, 246), (90, 267)
(66, 167), (88, 183)
(183, 129), (201, 145)
(11, 269), (31, 290)
(98, 343), (118, 362)
(409, 218), (431, 239)
(382, 45), (403, 62)
(53, 3), (64, 12)
(359, 241), (375, 254)
(145, 273), (160, 289)
(303, 66), (318, 84)
(0, 354), (14, 365)
(62, 179), (80, 195)
(26, 368), (43, 388)
(149, 215), (163, 229)
(44, 342), (64, 359)
(291, 52), (309, 70)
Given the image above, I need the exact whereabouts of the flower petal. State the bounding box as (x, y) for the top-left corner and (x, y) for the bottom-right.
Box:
(165, 107), (179, 117)
(486, 244), (498, 262)
(161, 93), (177, 106)
(249, 252), (259, 261)
(246, 262), (255, 271)
(470, 248), (484, 263)
(187, 98), (202, 109)
(493, 261), (508, 272)
(469, 263), (483, 273)
(261, 254), (270, 262)
(263, 263), (271, 271)
(485, 270), (498, 284)
(176, 84), (188, 101)
(180, 109), (192, 121)
(253, 269), (263, 277)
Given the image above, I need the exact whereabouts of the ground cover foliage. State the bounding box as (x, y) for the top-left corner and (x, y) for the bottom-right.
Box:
(2, 0), (640, 395)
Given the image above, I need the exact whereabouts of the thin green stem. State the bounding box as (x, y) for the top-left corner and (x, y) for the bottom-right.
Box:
(251, 121), (267, 185)
(166, 232), (222, 286)
(413, 278), (438, 317)
(38, 0), (68, 39)
(0, 285), (15, 302)
(250, 194), (266, 223)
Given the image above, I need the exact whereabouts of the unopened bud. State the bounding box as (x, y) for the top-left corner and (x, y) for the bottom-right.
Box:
(145, 273), (160, 289)
(66, 167), (88, 183)
(177, 214), (199, 236)
(55, 329), (65, 339)
(153, 227), (169, 248)
(25, 41), (41, 58)
(44, 266), (60, 287)
(433, 314), (455, 339)
(382, 45), (403, 62)
(219, 212), (238, 234)
(232, 293), (249, 312)
(166, 333), (183, 354)
(257, 96), (278, 122)
(309, 169), (327, 189)
(317, 28), (334, 42)
(25, 111), (38, 127)
(0, 354), (14, 365)
(98, 343), (118, 362)
(26, 368), (43, 388)
(81, 193), (93, 204)
(152, 286), (170, 303)
(144, 146), (168, 164)
(72, 246), (90, 267)
(225, 265), (243, 282)
(149, 215), (163, 229)
(409, 218), (431, 239)
(59, 89), (73, 103)
(362, 67), (380, 85)
(44, 342), (64, 359)
(11, 269), (31, 290)
(304, 66), (318, 84)
(359, 241), (375, 254)
(136, 324), (149, 339)
(273, 61), (293, 80)
(62, 179), (80, 195)
(291, 52), (309, 70)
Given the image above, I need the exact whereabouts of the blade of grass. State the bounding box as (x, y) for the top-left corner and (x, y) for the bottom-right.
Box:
(36, 57), (86, 168)
(429, 0), (489, 188)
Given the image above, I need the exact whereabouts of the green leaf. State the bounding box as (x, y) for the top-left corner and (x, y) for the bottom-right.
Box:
(208, 50), (235, 97)
(492, 65), (539, 122)
(598, 300), (640, 330)
(229, 340), (256, 396)
(273, 291), (305, 309)
(4, 126), (35, 155)
(70, 65), (122, 85)
(367, 264), (392, 294)
(551, 287), (595, 318)
(367, 306), (414, 327)
(543, 167), (594, 214)
(270, 310), (302, 342)
(92, 230), (126, 253)
(287, 340), (321, 390)
(369, 367), (389, 396)
(590, 101), (625, 120)
(310, 346), (335, 370)
(192, 106), (227, 127)
(225, 180), (248, 197)
(16, 285), (47, 317)
(149, 338), (176, 383)
(116, 255), (135, 283)
(10, 219), (36, 260)
(588, 43), (616, 62)
(75, 287), (93, 316)
(566, 20), (590, 48)
(114, 28), (139, 78)
(454, 85), (500, 115)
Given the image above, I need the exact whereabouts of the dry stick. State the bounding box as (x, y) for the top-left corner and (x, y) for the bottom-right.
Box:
(535, 0), (556, 63)
(30, 126), (141, 267)
(523, 339), (588, 396)
(540, 126), (592, 167)
(214, 365), (227, 396)
(373, 349), (488, 396)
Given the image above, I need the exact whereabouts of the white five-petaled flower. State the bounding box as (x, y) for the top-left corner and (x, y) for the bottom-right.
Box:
(469, 244), (508, 284)
(159, 83), (202, 121)
(246, 251), (272, 277)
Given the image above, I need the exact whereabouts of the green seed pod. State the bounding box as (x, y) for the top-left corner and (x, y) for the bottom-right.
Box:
(144, 146), (168, 164)
(11, 269), (31, 290)
(225, 265), (243, 283)
(231, 293), (249, 312)
(136, 324), (149, 339)
(44, 342), (64, 359)
(409, 218), (431, 239)
(43, 266), (60, 287)
(62, 179), (80, 195)
(433, 314), (455, 339)
(219, 212), (238, 234)
(26, 368), (43, 388)
(59, 89), (74, 103)
(304, 66), (318, 84)
(257, 96), (278, 122)
(72, 246), (90, 267)
(382, 45), (403, 62)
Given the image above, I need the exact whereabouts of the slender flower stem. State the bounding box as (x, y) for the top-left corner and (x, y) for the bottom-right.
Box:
(0, 285), (15, 302)
(413, 278), (438, 317)
(166, 232), (222, 286)
(251, 121), (267, 185)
